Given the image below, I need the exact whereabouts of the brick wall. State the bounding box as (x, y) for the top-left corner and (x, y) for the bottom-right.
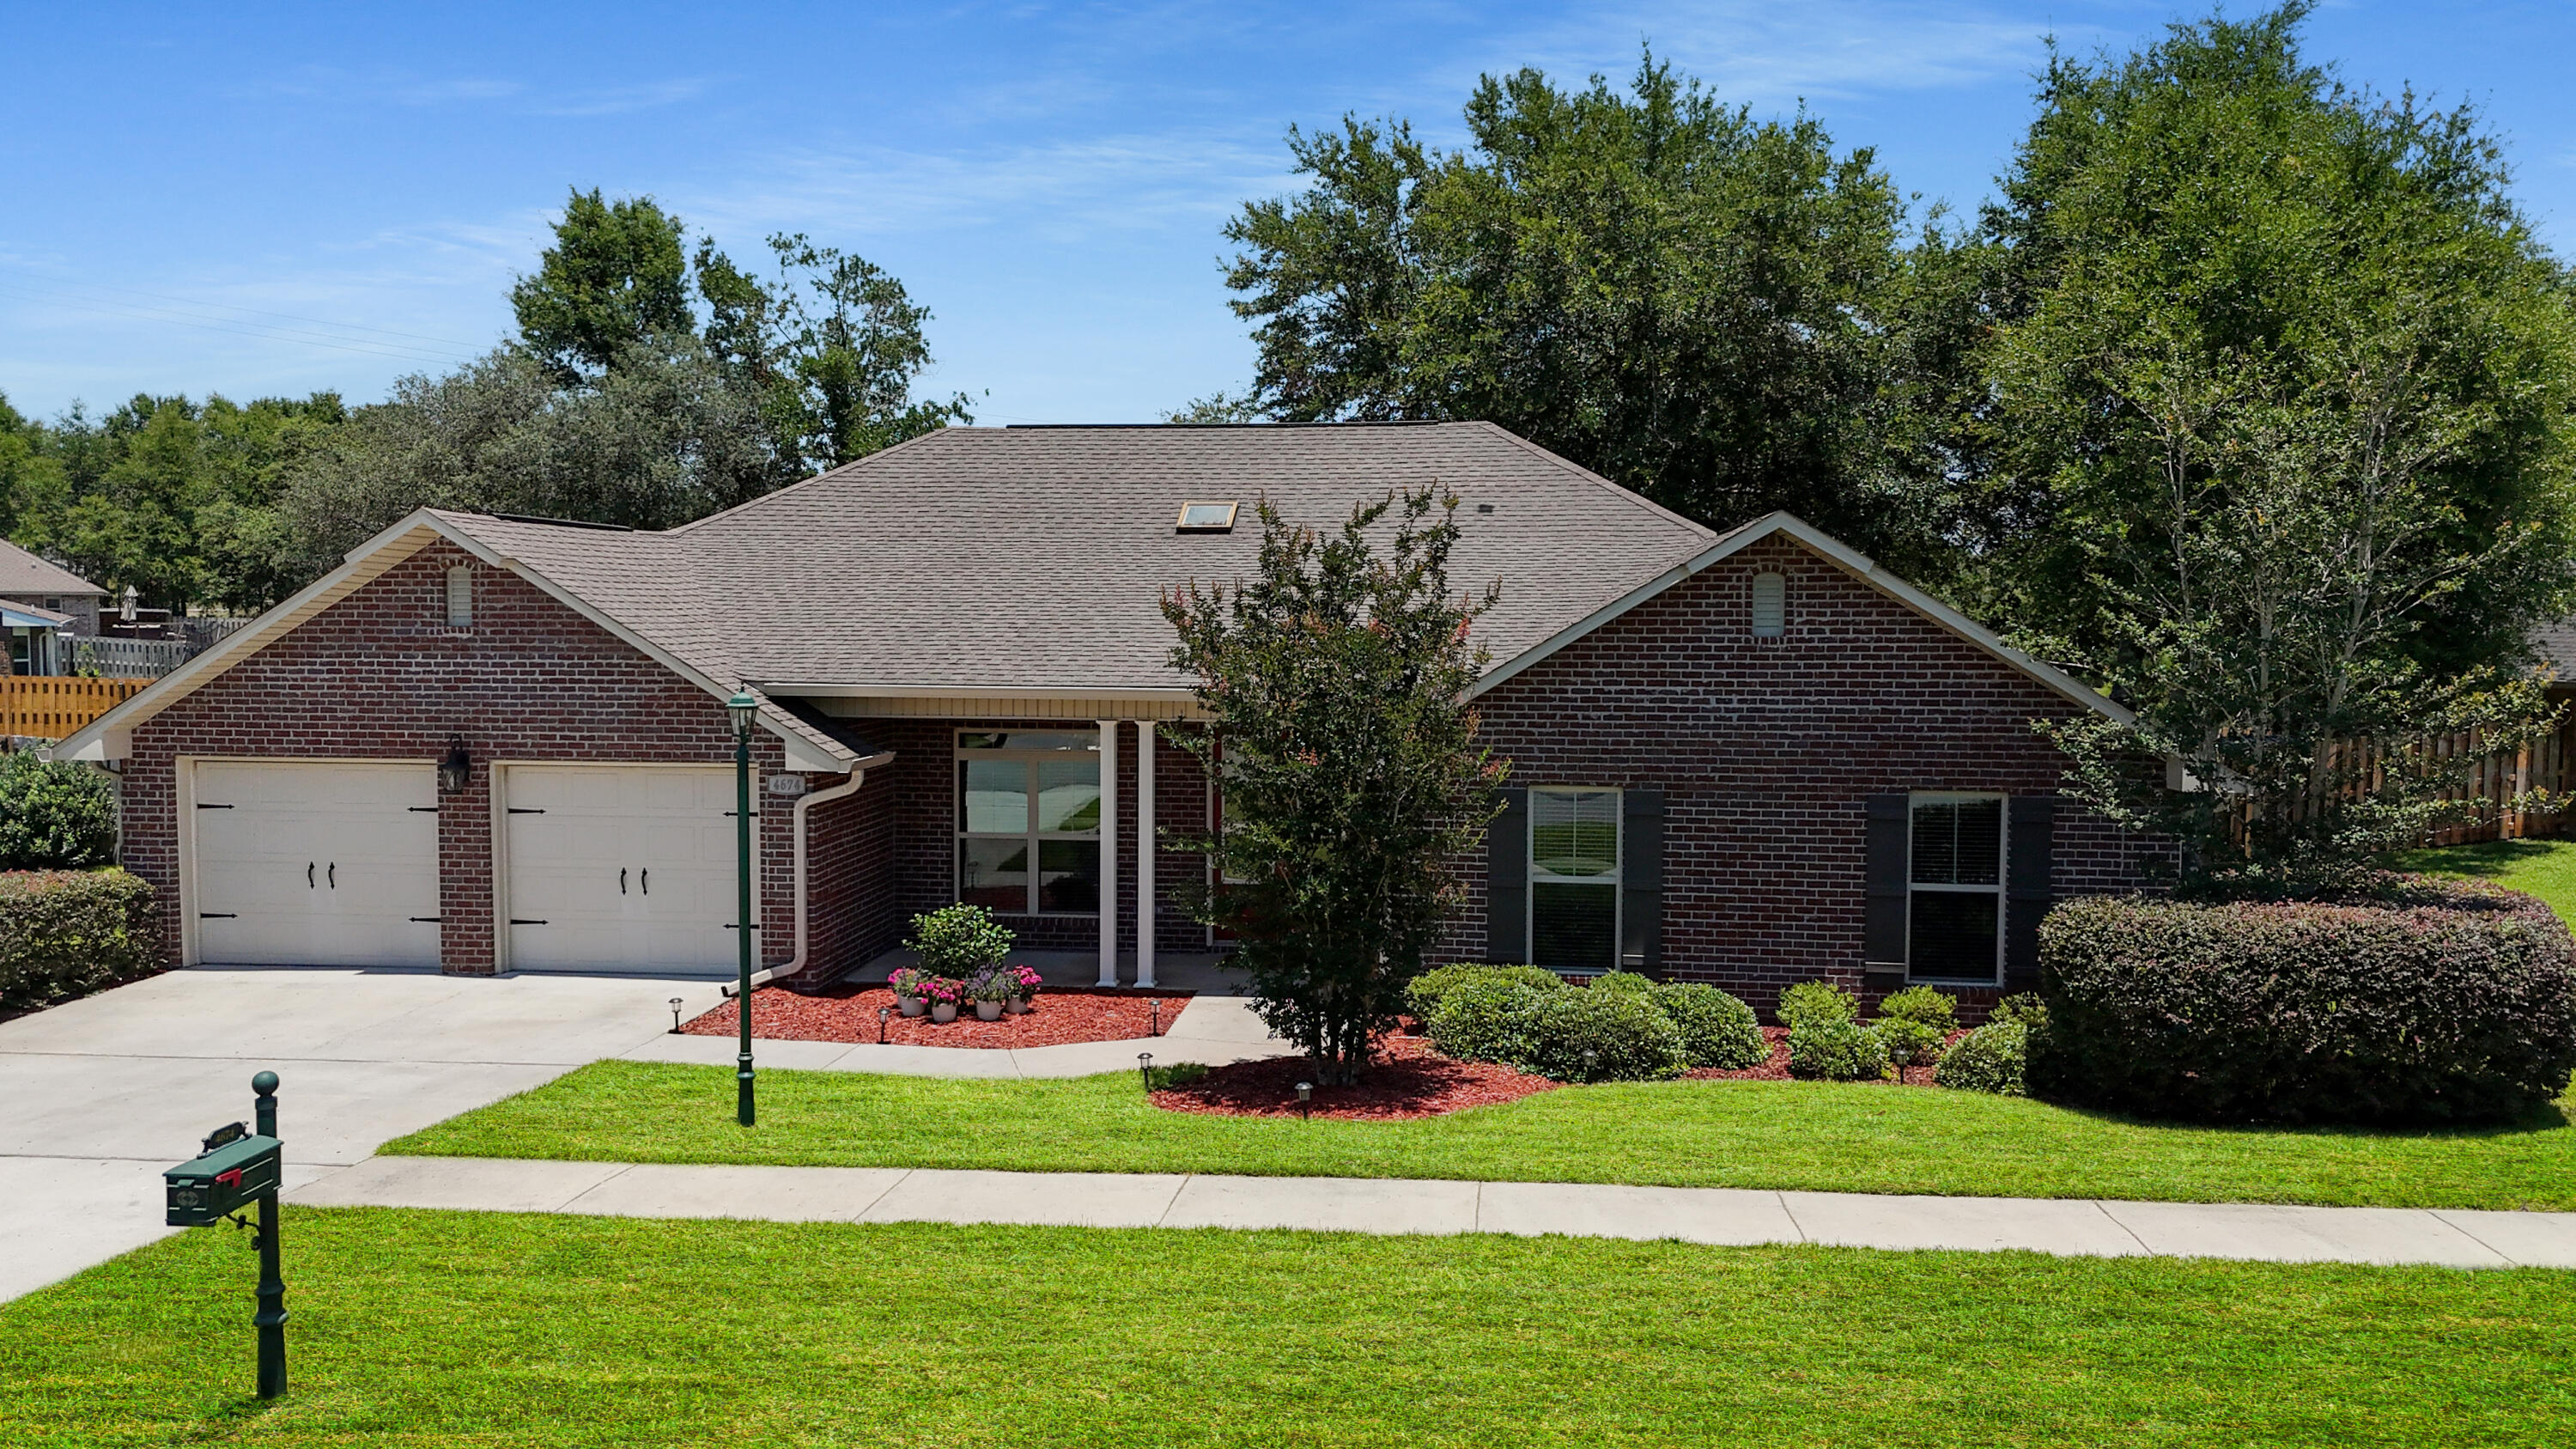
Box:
(125, 541), (811, 973)
(1449, 533), (2164, 1012)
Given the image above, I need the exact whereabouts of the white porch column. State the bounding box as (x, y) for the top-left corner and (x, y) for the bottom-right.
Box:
(1096, 718), (1119, 986)
(1136, 718), (1157, 989)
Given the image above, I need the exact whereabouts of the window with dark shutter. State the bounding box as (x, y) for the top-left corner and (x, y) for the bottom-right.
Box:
(1908, 794), (2005, 983)
(1529, 788), (1619, 972)
(1486, 788), (1529, 963)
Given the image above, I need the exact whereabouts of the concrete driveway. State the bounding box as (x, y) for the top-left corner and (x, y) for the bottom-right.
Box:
(0, 966), (724, 1303)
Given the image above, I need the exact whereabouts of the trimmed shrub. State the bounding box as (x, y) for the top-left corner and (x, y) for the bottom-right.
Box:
(1425, 977), (1553, 1067)
(903, 904), (1013, 978)
(1588, 971), (1657, 997)
(2035, 883), (2576, 1124)
(1650, 982), (1768, 1069)
(0, 753), (117, 871)
(1406, 963), (1564, 1023)
(1874, 1016), (1947, 1068)
(1787, 1019), (1889, 1081)
(1521, 988), (1690, 1083)
(1989, 993), (2050, 1032)
(1935, 1021), (2028, 1096)
(1875, 985), (1958, 1032)
(0, 870), (161, 1012)
(1777, 978), (1857, 1029)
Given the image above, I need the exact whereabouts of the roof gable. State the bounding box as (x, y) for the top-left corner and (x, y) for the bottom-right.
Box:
(1472, 511), (2132, 725)
(0, 539), (105, 598)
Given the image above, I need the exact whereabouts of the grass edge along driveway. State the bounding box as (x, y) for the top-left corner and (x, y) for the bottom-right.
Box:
(386, 1059), (2576, 1213)
(9, 1209), (2573, 1448)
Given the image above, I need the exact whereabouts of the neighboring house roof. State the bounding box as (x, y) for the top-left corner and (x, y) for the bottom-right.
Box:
(51, 422), (2129, 762)
(2, 600), (74, 630)
(2533, 618), (2576, 685)
(0, 539), (106, 599)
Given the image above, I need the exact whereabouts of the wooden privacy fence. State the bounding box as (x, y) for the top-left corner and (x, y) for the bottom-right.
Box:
(2, 676), (149, 741)
(2321, 721), (2575, 846)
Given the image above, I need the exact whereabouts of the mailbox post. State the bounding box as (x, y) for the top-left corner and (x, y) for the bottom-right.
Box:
(163, 1071), (288, 1399)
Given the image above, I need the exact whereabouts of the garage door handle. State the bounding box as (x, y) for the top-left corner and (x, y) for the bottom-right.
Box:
(508, 807), (546, 814)
(511, 918), (549, 926)
(410, 916), (440, 923)
(620, 868), (628, 895)
(199, 912), (238, 919)
(641, 868), (648, 895)
(196, 802), (234, 809)
(329, 861), (337, 889)
(307, 862), (314, 888)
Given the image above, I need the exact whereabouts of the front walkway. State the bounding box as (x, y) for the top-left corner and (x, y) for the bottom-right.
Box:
(293, 1155), (2576, 1269)
(623, 994), (1300, 1078)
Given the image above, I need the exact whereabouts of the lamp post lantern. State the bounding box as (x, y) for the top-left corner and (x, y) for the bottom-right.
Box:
(728, 689), (758, 1127)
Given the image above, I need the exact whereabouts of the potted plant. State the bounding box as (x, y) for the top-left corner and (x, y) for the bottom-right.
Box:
(1004, 963), (1043, 1014)
(888, 965), (931, 1018)
(925, 976), (963, 1025)
(968, 968), (1014, 1021)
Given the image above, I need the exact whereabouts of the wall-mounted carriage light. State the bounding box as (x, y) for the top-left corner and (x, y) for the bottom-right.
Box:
(437, 740), (471, 796)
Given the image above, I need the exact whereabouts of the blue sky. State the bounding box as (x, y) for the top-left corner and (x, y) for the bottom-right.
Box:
(3, 2), (2569, 425)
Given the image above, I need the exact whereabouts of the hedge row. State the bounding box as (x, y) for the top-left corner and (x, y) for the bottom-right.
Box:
(2035, 882), (2576, 1125)
(0, 870), (163, 1013)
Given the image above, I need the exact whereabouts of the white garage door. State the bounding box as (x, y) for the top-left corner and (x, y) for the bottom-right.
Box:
(192, 761), (442, 968)
(503, 765), (742, 975)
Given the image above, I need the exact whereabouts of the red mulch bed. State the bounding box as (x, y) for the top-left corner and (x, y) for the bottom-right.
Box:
(682, 985), (1194, 1050)
(1151, 1033), (1558, 1121)
(1683, 1026), (1967, 1087)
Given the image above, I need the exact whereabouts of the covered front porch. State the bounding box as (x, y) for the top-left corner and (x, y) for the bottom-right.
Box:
(790, 704), (1222, 991)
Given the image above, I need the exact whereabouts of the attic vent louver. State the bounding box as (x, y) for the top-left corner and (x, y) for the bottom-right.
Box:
(1176, 501), (1238, 533)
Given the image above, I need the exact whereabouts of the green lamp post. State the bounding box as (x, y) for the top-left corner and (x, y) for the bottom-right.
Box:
(727, 689), (758, 1127)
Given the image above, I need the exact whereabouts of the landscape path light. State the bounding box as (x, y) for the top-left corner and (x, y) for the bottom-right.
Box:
(1138, 1051), (1154, 1092)
(668, 997), (684, 1035)
(1296, 1081), (1313, 1121)
(728, 689), (758, 1127)
(878, 1006), (890, 1044)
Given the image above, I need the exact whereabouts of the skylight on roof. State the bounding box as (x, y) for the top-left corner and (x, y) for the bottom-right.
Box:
(1176, 501), (1239, 533)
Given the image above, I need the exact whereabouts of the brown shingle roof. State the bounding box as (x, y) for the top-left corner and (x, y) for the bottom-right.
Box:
(438, 423), (1717, 694)
(0, 539), (105, 599)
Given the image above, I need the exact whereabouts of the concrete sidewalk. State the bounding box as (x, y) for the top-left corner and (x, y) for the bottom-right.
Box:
(291, 1155), (2576, 1269)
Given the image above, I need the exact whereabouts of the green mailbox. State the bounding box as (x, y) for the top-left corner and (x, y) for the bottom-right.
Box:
(166, 1072), (290, 1399)
(165, 1129), (284, 1227)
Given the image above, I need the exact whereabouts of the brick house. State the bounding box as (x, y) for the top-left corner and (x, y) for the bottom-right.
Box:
(53, 423), (2154, 1010)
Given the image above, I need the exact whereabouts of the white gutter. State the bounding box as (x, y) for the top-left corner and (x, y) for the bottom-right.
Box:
(739, 767), (868, 991)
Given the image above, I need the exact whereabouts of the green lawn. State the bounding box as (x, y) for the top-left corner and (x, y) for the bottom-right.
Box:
(2400, 837), (2576, 925)
(387, 1058), (2576, 1210)
(8, 1208), (2571, 1447)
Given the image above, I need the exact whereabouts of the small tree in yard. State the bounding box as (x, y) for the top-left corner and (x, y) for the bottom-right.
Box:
(1163, 486), (1505, 1082)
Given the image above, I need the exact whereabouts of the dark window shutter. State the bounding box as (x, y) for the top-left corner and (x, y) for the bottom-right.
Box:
(1863, 794), (1910, 968)
(1620, 788), (1663, 976)
(2006, 795), (2056, 990)
(1486, 788), (1529, 963)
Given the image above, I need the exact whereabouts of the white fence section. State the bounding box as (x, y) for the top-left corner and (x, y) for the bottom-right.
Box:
(76, 636), (196, 678)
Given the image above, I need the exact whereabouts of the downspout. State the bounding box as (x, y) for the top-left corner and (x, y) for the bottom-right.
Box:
(744, 767), (867, 990)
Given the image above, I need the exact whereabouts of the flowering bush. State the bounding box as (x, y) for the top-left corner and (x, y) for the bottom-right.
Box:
(888, 965), (932, 1000)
